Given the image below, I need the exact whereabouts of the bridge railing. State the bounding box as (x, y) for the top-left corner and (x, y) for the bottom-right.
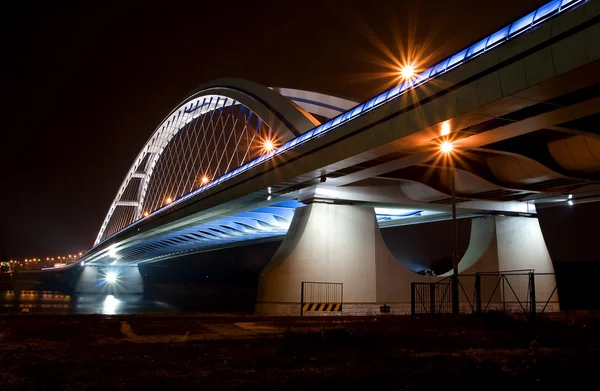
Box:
(163, 0), (585, 204)
(96, 0), (587, 249)
(411, 271), (559, 318)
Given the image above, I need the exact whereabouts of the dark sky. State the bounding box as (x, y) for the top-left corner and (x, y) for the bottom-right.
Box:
(1, 0), (584, 259)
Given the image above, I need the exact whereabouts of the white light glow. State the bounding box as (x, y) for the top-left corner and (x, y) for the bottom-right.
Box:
(105, 271), (118, 283)
(568, 194), (573, 199)
(267, 195), (272, 201)
(568, 200), (573, 206)
(103, 295), (119, 315)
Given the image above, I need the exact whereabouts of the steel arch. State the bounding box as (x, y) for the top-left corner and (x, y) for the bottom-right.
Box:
(95, 78), (318, 245)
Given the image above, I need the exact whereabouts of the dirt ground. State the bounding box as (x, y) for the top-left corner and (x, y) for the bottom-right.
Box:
(1, 313), (600, 390)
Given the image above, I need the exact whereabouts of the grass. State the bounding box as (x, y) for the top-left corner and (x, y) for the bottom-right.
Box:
(1, 313), (599, 390)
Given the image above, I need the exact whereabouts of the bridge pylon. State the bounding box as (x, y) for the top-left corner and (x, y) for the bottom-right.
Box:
(256, 202), (404, 316)
(255, 202), (558, 316)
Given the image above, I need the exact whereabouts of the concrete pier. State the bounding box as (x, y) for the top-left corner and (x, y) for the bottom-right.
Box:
(256, 202), (558, 315)
(256, 202), (395, 315)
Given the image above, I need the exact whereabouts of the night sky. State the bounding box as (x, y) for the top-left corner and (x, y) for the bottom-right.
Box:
(2, 0), (595, 262)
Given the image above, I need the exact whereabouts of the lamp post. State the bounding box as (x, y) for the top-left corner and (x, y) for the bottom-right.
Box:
(441, 141), (459, 314)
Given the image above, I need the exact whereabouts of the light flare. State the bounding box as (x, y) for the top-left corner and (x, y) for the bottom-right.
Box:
(105, 271), (118, 284)
(400, 63), (416, 80)
(440, 141), (453, 154)
(263, 139), (275, 153)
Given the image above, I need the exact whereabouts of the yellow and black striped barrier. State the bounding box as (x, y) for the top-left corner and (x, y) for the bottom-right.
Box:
(302, 302), (342, 312)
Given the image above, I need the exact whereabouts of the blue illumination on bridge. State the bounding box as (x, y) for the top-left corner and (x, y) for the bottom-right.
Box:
(98, 0), (585, 247)
(106, 202), (430, 263)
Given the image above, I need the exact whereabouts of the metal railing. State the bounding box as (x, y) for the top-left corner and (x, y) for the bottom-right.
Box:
(411, 271), (559, 318)
(411, 279), (453, 315)
(301, 281), (343, 316)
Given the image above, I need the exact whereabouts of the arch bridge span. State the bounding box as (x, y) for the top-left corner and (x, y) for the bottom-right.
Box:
(82, 0), (600, 269)
(95, 79), (353, 245)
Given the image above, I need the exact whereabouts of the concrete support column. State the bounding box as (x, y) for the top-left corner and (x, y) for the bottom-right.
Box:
(75, 265), (144, 294)
(256, 203), (558, 316)
(455, 216), (559, 313)
(256, 202), (399, 315)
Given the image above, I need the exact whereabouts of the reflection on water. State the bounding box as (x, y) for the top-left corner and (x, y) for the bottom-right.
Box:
(103, 295), (119, 315)
(0, 290), (177, 315)
(75, 293), (176, 314)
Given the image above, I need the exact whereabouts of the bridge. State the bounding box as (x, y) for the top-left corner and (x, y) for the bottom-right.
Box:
(72, 0), (600, 314)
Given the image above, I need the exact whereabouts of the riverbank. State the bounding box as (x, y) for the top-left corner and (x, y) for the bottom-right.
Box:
(1, 313), (600, 390)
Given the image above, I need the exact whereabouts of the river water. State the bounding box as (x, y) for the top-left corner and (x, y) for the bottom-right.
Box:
(0, 286), (257, 315)
(0, 291), (179, 315)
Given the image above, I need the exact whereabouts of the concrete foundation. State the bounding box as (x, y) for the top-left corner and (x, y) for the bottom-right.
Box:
(255, 203), (558, 315)
(75, 265), (144, 294)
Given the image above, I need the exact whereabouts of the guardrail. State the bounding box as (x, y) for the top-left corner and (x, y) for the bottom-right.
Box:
(411, 271), (559, 318)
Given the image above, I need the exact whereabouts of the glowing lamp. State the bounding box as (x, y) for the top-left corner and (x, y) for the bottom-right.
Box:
(263, 139), (275, 152)
(105, 271), (118, 284)
(441, 141), (453, 154)
(400, 64), (416, 80)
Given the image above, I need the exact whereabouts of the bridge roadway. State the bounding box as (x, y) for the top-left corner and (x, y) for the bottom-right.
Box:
(71, 0), (600, 315)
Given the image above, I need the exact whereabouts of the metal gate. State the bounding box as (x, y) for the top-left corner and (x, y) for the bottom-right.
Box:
(411, 272), (559, 318)
(411, 281), (453, 315)
(301, 282), (343, 315)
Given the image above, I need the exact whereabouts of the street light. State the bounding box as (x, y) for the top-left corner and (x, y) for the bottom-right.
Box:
(441, 141), (453, 153)
(399, 63), (416, 80)
(105, 271), (118, 284)
(262, 138), (275, 153)
(441, 140), (459, 315)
